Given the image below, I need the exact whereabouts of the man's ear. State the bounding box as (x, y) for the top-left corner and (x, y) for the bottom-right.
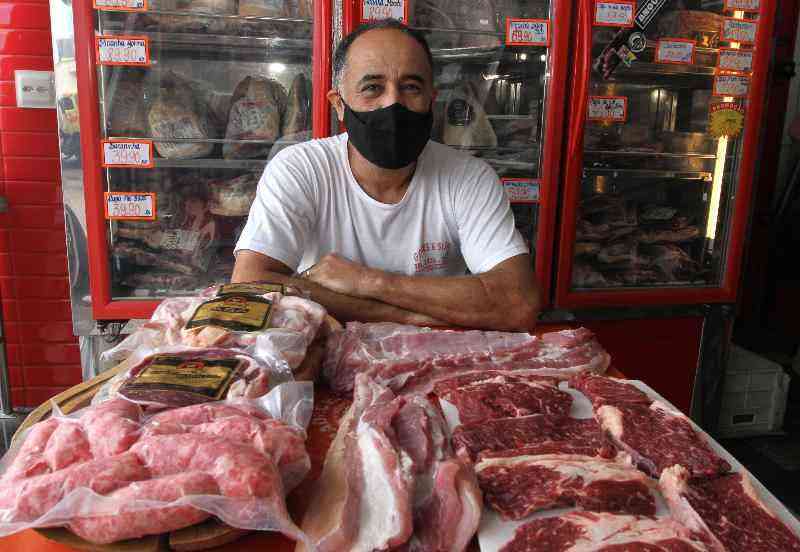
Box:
(327, 89), (345, 122)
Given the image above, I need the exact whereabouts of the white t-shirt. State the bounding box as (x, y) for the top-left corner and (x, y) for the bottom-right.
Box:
(235, 133), (527, 276)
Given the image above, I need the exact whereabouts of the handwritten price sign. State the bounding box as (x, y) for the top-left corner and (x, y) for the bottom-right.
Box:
(655, 39), (696, 65)
(718, 48), (754, 73)
(93, 0), (146, 11)
(594, 1), (635, 27)
(502, 178), (540, 204)
(724, 0), (760, 12)
(588, 96), (628, 122)
(361, 0), (407, 23)
(506, 19), (550, 46)
(101, 140), (153, 168)
(713, 74), (750, 97)
(104, 192), (157, 221)
(96, 36), (150, 66)
(721, 18), (758, 44)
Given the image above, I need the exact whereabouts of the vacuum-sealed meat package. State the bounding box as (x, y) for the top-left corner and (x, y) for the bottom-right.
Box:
(223, 76), (288, 159)
(0, 383), (313, 545)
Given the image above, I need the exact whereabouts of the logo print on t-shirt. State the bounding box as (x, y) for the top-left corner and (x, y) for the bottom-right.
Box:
(413, 241), (452, 274)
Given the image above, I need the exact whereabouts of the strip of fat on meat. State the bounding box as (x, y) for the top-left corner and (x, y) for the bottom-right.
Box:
(68, 472), (218, 544)
(0, 452), (148, 521)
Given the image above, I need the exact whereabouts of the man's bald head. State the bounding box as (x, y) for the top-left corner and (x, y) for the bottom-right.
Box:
(332, 19), (434, 89)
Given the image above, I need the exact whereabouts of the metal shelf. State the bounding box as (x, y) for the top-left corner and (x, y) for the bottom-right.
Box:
(582, 167), (713, 180)
(107, 135), (303, 145)
(153, 158), (268, 170)
(586, 150), (717, 159)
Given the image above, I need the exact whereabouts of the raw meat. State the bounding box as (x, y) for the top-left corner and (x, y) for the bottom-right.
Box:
(450, 0), (501, 48)
(224, 76), (287, 159)
(596, 241), (639, 266)
(282, 73), (311, 138)
(68, 472), (218, 544)
(106, 71), (148, 137)
(0, 419), (60, 483)
(644, 245), (699, 282)
(0, 452), (148, 521)
(654, 11), (722, 48)
(475, 454), (658, 520)
(148, 71), (215, 159)
(573, 261), (608, 288)
(576, 219), (611, 241)
(209, 173), (259, 217)
(113, 240), (196, 276)
(42, 422), (92, 471)
(238, 0), (290, 16)
(635, 226), (701, 244)
(570, 374), (652, 409)
(80, 398), (142, 458)
(147, 399), (268, 426)
(437, 376), (572, 424)
(324, 323), (610, 395)
(660, 465), (800, 552)
(596, 402), (730, 479)
(453, 415), (611, 462)
(433, 371), (559, 396)
(499, 512), (710, 552)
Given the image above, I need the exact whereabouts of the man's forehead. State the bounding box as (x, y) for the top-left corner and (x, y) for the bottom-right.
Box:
(344, 28), (432, 79)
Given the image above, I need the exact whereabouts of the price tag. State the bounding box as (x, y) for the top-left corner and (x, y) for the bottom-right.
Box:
(96, 36), (150, 66)
(101, 140), (154, 168)
(594, 1), (636, 27)
(502, 178), (540, 204)
(709, 102), (746, 138)
(655, 39), (696, 65)
(93, 0), (147, 12)
(588, 96), (628, 122)
(713, 74), (750, 97)
(104, 192), (157, 221)
(717, 48), (754, 73)
(361, 0), (407, 23)
(505, 18), (550, 46)
(724, 0), (760, 12)
(721, 18), (758, 44)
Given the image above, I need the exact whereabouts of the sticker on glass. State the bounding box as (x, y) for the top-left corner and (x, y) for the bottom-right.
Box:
(717, 48), (754, 73)
(361, 0), (407, 23)
(186, 294), (274, 333)
(713, 74), (750, 97)
(655, 39), (696, 65)
(588, 96), (628, 122)
(96, 36), (150, 66)
(594, 1), (636, 27)
(709, 102), (746, 138)
(217, 283), (286, 297)
(101, 140), (153, 168)
(93, 0), (147, 11)
(502, 178), (540, 204)
(506, 19), (550, 46)
(724, 0), (760, 12)
(105, 192), (156, 221)
(721, 18), (758, 44)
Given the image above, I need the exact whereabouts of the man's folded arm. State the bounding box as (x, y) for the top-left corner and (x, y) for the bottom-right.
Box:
(231, 249), (444, 326)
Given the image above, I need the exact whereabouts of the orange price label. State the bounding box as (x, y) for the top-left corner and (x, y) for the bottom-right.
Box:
(717, 48), (754, 73)
(361, 0), (407, 23)
(655, 39), (696, 65)
(721, 18), (758, 44)
(506, 19), (550, 46)
(96, 36), (150, 66)
(101, 140), (154, 168)
(588, 96), (628, 122)
(713, 74), (750, 97)
(724, 0), (760, 12)
(594, 1), (636, 27)
(104, 192), (157, 221)
(93, 0), (147, 12)
(502, 178), (540, 204)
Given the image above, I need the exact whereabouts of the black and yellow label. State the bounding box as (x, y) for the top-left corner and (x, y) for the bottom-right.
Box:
(120, 354), (241, 401)
(185, 294), (273, 332)
(217, 283), (285, 297)
(709, 102), (745, 139)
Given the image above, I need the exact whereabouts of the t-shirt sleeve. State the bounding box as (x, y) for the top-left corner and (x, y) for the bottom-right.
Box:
(453, 160), (529, 274)
(234, 147), (317, 271)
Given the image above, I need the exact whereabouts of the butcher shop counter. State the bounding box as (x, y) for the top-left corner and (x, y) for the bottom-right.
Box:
(1, 368), (626, 552)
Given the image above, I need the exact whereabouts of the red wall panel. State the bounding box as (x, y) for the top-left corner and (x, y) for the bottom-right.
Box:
(0, 5), (80, 408)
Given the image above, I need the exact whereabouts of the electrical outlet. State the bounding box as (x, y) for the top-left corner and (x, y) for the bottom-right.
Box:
(14, 70), (56, 109)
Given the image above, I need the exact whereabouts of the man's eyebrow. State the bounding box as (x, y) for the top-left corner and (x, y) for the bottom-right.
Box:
(401, 73), (427, 84)
(357, 74), (385, 84)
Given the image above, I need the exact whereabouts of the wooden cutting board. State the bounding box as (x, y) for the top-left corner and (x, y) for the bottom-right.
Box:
(12, 315), (340, 552)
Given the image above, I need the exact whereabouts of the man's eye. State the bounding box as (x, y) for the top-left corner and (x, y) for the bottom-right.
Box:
(361, 84), (381, 93)
(402, 84), (422, 92)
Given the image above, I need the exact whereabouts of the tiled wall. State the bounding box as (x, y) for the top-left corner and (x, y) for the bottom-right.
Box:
(0, 0), (81, 407)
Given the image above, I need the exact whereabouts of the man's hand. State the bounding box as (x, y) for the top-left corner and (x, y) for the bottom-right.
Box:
(304, 253), (376, 297)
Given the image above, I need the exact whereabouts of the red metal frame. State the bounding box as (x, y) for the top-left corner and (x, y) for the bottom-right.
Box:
(344, 1), (571, 309)
(555, 0), (776, 308)
(73, 0), (334, 320)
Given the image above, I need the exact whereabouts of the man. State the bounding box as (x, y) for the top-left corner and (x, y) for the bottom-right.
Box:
(232, 19), (540, 331)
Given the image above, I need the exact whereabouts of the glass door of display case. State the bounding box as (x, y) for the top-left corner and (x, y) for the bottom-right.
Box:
(72, 0), (332, 319)
(555, 0), (774, 308)
(345, 0), (572, 307)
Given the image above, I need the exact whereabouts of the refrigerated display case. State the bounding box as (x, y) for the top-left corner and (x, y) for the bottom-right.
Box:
(555, 0), (775, 308)
(53, 0), (332, 322)
(344, 0), (572, 307)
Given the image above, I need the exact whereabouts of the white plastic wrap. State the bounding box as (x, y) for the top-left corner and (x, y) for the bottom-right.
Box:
(0, 383), (314, 545)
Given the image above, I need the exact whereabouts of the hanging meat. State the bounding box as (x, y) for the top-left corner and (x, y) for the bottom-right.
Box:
(106, 71), (148, 137)
(143, 0), (236, 33)
(209, 173), (260, 217)
(443, 81), (498, 149)
(281, 73), (311, 139)
(147, 72), (216, 159)
(642, 244), (700, 282)
(238, 0), (290, 17)
(224, 76), (288, 159)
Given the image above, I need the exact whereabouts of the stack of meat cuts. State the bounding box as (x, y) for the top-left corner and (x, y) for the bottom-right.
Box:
(299, 374), (482, 552)
(0, 390), (311, 545)
(431, 370), (800, 551)
(572, 193), (703, 289)
(323, 323), (610, 395)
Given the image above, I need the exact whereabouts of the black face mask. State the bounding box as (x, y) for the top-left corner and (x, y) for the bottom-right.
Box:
(343, 101), (433, 170)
